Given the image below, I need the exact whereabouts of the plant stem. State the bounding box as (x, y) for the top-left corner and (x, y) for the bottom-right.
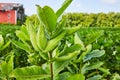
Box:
(48, 52), (53, 80)
(6, 75), (9, 80)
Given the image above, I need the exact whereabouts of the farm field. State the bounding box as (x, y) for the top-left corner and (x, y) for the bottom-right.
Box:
(1, 25), (120, 80)
(0, 0), (120, 80)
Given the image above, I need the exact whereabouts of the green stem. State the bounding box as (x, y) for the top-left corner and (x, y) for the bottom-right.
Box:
(6, 75), (9, 80)
(48, 52), (53, 80)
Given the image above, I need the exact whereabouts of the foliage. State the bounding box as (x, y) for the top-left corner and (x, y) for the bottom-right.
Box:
(64, 33), (108, 79)
(10, 66), (50, 80)
(10, 0), (86, 80)
(63, 12), (120, 27)
(0, 0), (120, 80)
(0, 24), (29, 69)
(0, 52), (14, 80)
(78, 27), (120, 79)
(0, 24), (20, 37)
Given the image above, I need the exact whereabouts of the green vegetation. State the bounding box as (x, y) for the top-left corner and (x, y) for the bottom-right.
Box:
(0, 0), (120, 80)
(78, 28), (120, 73)
(63, 12), (120, 27)
(0, 24), (20, 37)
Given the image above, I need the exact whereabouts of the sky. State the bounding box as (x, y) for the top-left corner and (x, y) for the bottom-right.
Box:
(0, 0), (120, 16)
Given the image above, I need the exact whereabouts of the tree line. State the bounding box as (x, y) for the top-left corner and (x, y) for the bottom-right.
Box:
(62, 12), (120, 27)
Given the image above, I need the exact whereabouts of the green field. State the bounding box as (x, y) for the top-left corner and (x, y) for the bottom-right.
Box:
(0, 0), (120, 79)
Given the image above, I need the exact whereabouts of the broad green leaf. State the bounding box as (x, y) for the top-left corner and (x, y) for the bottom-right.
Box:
(56, 0), (72, 18)
(58, 44), (81, 57)
(16, 30), (29, 41)
(37, 24), (47, 50)
(55, 51), (80, 61)
(36, 5), (48, 29)
(0, 35), (4, 48)
(0, 40), (10, 50)
(74, 33), (85, 50)
(75, 44), (92, 62)
(58, 72), (72, 80)
(87, 75), (102, 80)
(0, 61), (7, 75)
(7, 53), (14, 75)
(16, 25), (29, 41)
(44, 31), (66, 53)
(27, 23), (39, 51)
(21, 25), (29, 37)
(51, 18), (67, 39)
(11, 40), (32, 53)
(63, 25), (81, 36)
(43, 6), (57, 32)
(67, 74), (85, 80)
(36, 5), (57, 32)
(83, 50), (105, 62)
(10, 66), (50, 80)
(98, 67), (110, 74)
(0, 53), (14, 76)
(53, 61), (69, 76)
(81, 62), (104, 74)
(53, 51), (80, 76)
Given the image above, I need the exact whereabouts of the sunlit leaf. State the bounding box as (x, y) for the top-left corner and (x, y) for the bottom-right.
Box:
(10, 66), (50, 80)
(56, 0), (72, 18)
(67, 74), (85, 80)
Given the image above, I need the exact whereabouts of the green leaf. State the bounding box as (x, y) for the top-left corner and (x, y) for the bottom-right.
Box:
(11, 40), (32, 53)
(58, 72), (72, 80)
(43, 6), (57, 32)
(53, 48), (80, 76)
(36, 5), (57, 32)
(21, 25), (29, 37)
(0, 61), (7, 75)
(16, 30), (29, 41)
(36, 5), (48, 30)
(0, 40), (10, 51)
(27, 23), (39, 51)
(74, 33), (85, 50)
(55, 51), (80, 61)
(87, 75), (102, 80)
(81, 62), (104, 74)
(16, 25), (29, 41)
(0, 53), (14, 76)
(56, 0), (72, 18)
(63, 25), (81, 36)
(58, 44), (81, 57)
(10, 66), (50, 80)
(44, 31), (66, 53)
(51, 18), (67, 39)
(0, 35), (4, 49)
(53, 61), (69, 76)
(83, 50), (105, 62)
(67, 74), (85, 80)
(37, 24), (47, 50)
(75, 44), (92, 62)
(98, 67), (110, 75)
(7, 53), (14, 75)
